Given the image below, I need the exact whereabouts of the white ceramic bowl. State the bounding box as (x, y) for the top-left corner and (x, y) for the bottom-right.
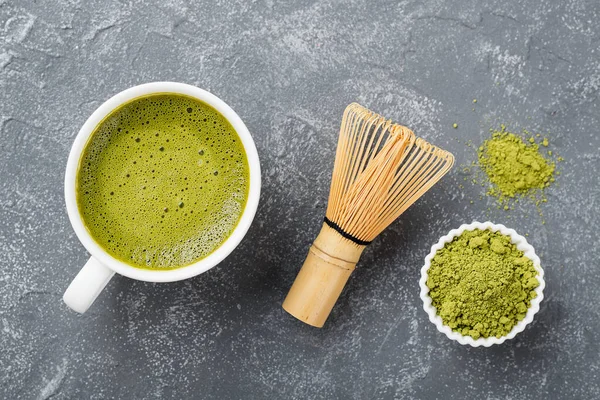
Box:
(419, 221), (545, 347)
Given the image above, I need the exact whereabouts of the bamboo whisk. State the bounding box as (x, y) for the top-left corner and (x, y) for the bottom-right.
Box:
(282, 103), (455, 327)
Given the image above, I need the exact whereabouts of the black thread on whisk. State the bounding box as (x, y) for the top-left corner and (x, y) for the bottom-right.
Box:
(323, 217), (372, 246)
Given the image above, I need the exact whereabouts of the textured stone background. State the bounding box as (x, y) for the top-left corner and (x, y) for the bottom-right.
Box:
(1, 0), (599, 398)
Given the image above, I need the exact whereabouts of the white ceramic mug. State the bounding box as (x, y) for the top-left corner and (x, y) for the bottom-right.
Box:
(63, 82), (261, 313)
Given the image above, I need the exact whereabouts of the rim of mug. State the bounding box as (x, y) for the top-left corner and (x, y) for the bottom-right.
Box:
(64, 82), (261, 282)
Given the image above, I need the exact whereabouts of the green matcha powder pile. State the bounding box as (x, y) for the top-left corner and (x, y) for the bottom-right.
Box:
(477, 126), (556, 202)
(426, 229), (539, 339)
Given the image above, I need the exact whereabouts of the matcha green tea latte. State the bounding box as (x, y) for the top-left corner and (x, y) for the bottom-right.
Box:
(426, 229), (539, 339)
(76, 94), (249, 269)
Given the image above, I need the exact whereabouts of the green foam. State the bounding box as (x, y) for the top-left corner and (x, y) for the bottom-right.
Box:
(77, 93), (249, 269)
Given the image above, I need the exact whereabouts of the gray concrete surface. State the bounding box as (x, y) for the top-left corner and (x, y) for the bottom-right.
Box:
(1, 0), (599, 398)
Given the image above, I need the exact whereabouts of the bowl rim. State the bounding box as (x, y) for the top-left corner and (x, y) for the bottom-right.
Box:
(419, 221), (545, 347)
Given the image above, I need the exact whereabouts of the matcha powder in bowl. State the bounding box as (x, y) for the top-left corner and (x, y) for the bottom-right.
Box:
(419, 221), (545, 347)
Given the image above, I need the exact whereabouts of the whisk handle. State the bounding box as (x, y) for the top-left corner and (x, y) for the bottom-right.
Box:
(282, 223), (365, 328)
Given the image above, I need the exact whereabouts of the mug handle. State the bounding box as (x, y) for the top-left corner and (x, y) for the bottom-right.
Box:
(63, 257), (115, 313)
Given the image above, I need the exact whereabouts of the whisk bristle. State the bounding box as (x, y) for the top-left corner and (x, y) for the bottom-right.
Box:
(326, 103), (454, 243)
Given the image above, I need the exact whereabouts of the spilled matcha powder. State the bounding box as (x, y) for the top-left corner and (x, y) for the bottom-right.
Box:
(426, 229), (539, 339)
(478, 126), (556, 200)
